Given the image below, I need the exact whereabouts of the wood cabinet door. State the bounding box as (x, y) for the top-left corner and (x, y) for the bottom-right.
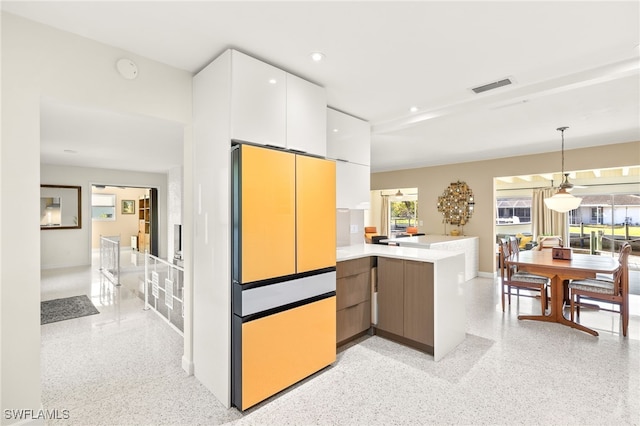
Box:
(240, 145), (296, 283)
(376, 257), (404, 336)
(403, 260), (434, 346)
(231, 50), (286, 147)
(286, 73), (327, 156)
(296, 155), (336, 273)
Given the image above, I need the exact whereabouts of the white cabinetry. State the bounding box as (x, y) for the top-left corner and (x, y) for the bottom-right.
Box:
(230, 50), (326, 156)
(327, 108), (370, 166)
(231, 51), (287, 147)
(286, 73), (327, 156)
(328, 108), (371, 209)
(336, 161), (370, 210)
(193, 49), (329, 406)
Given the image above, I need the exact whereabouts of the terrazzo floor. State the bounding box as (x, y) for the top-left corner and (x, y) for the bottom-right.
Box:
(40, 249), (640, 425)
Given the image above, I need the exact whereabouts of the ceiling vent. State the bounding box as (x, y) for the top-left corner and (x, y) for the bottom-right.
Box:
(471, 78), (512, 94)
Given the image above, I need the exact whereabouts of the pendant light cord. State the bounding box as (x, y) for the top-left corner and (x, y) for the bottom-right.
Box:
(557, 126), (569, 181)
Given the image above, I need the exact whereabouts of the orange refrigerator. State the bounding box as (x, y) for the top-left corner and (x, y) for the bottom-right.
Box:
(231, 143), (336, 411)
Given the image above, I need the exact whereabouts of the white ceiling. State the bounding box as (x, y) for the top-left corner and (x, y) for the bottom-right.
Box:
(4, 1), (639, 173)
(39, 97), (184, 173)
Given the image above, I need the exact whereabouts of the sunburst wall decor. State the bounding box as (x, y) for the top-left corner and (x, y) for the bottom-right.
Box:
(437, 180), (475, 234)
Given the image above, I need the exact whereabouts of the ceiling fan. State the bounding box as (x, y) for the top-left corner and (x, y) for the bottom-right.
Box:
(556, 172), (586, 191)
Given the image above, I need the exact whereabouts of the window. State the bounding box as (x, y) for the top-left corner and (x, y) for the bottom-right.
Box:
(92, 193), (116, 221)
(496, 197), (531, 224)
(570, 193), (640, 252)
(590, 206), (604, 225)
(390, 200), (417, 233)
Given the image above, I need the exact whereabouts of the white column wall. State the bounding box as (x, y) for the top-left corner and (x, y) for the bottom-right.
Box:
(1, 13), (192, 421)
(167, 166), (184, 259)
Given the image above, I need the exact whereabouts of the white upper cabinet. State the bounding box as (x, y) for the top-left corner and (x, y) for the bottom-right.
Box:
(336, 161), (370, 210)
(230, 50), (327, 156)
(326, 108), (371, 166)
(286, 73), (327, 156)
(231, 51), (287, 148)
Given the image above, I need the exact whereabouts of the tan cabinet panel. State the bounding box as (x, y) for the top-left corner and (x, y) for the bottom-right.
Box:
(376, 257), (404, 336)
(241, 144), (296, 283)
(295, 155), (336, 273)
(241, 297), (336, 410)
(403, 260), (434, 346)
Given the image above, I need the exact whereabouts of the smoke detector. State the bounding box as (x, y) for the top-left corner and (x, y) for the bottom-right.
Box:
(116, 58), (138, 80)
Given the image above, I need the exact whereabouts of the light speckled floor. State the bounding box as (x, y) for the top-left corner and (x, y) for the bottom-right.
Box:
(41, 250), (639, 425)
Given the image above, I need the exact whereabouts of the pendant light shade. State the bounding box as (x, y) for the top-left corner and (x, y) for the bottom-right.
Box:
(544, 188), (582, 212)
(544, 127), (582, 213)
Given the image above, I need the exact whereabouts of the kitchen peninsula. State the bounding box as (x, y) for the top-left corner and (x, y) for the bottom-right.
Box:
(382, 235), (479, 281)
(336, 244), (466, 361)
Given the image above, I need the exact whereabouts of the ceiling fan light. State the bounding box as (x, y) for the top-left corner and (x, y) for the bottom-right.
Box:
(559, 173), (575, 191)
(544, 190), (582, 213)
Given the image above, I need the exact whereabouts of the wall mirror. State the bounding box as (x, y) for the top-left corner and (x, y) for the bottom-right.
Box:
(40, 185), (82, 230)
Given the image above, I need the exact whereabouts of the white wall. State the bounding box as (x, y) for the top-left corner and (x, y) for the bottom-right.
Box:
(372, 141), (640, 275)
(167, 166), (183, 259)
(40, 165), (168, 269)
(1, 13), (192, 422)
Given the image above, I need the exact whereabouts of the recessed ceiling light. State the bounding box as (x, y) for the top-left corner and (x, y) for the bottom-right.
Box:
(310, 52), (325, 62)
(332, 128), (339, 133)
(268, 78), (277, 84)
(410, 106), (419, 113)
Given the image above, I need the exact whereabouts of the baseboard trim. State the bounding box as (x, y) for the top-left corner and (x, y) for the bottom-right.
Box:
(478, 271), (496, 279)
(182, 356), (194, 375)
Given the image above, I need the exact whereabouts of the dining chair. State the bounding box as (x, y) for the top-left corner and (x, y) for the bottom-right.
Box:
(364, 226), (378, 244)
(508, 236), (520, 259)
(499, 238), (549, 314)
(569, 243), (632, 336)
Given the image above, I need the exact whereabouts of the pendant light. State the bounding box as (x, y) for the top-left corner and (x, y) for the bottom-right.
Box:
(544, 127), (582, 213)
(395, 189), (404, 198)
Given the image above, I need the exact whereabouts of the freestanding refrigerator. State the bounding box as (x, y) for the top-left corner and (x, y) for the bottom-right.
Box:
(231, 143), (336, 410)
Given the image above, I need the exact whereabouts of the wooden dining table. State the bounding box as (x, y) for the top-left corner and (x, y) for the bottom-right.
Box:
(506, 250), (619, 336)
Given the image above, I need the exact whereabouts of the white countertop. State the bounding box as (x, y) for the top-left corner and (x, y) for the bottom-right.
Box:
(336, 243), (464, 263)
(382, 235), (478, 245)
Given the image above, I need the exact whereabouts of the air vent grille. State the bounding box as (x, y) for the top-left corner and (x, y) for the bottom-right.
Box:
(472, 78), (512, 94)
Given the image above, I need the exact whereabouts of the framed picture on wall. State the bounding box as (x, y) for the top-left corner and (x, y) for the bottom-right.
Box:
(122, 200), (135, 214)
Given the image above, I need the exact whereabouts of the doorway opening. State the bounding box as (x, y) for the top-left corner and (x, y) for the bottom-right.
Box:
(368, 188), (419, 239)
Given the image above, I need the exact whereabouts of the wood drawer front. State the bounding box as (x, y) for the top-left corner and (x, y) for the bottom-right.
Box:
(336, 271), (370, 310)
(337, 301), (371, 344)
(337, 257), (373, 279)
